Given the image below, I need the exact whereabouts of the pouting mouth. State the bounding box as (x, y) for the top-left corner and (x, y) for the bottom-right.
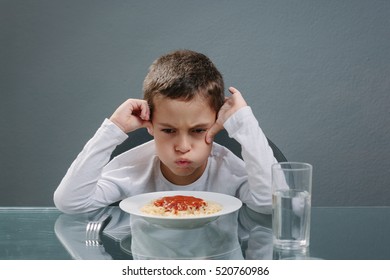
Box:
(175, 159), (192, 166)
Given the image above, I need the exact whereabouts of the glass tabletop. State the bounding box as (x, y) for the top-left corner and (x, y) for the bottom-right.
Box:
(1, 206), (389, 260)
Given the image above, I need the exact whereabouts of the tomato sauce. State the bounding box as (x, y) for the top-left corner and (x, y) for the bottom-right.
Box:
(154, 195), (206, 213)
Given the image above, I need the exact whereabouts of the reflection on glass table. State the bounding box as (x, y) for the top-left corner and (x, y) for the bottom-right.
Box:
(54, 205), (272, 260)
(2, 206), (390, 260)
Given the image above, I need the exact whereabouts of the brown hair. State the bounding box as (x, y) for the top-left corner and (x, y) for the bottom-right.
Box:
(143, 50), (224, 116)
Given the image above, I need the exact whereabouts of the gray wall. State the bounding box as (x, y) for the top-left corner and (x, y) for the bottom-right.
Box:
(1, 0), (389, 207)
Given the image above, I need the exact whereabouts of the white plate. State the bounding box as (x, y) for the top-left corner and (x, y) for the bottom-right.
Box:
(119, 191), (242, 229)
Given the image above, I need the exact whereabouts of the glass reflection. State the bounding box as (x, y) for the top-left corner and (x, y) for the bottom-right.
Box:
(54, 205), (317, 260)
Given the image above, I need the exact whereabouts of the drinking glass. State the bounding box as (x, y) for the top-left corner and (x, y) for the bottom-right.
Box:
(272, 162), (312, 250)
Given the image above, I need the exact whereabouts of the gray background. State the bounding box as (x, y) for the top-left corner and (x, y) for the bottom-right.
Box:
(1, 0), (389, 207)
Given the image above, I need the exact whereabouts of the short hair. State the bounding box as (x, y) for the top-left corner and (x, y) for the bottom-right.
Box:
(143, 50), (225, 116)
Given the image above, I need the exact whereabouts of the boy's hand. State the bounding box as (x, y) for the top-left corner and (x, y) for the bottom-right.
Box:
(109, 99), (151, 133)
(206, 87), (247, 144)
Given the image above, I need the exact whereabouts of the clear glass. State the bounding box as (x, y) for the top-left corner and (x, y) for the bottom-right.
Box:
(272, 162), (313, 250)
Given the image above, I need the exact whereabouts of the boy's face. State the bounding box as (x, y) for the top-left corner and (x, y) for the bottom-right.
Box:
(149, 94), (216, 185)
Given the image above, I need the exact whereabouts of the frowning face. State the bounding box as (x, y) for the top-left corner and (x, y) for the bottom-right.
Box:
(149, 95), (216, 185)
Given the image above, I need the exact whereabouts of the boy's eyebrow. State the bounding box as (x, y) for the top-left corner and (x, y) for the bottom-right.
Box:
(155, 122), (174, 127)
(156, 122), (213, 128)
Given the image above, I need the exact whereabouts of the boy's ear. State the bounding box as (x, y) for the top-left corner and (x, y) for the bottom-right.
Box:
(145, 123), (154, 136)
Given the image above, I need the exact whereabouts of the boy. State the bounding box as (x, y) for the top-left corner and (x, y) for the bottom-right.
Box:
(54, 50), (277, 214)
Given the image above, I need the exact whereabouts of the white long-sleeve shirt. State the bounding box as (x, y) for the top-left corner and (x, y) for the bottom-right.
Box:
(54, 107), (277, 214)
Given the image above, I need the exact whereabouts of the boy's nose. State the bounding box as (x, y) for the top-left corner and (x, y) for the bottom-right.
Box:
(175, 136), (191, 153)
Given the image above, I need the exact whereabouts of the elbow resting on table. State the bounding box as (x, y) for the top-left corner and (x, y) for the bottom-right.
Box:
(53, 190), (90, 214)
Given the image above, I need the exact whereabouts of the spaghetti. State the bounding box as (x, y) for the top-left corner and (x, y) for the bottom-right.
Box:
(141, 195), (222, 217)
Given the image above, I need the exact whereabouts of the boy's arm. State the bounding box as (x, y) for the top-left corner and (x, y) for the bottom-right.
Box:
(53, 119), (128, 213)
(54, 99), (152, 214)
(224, 106), (276, 213)
(206, 87), (276, 213)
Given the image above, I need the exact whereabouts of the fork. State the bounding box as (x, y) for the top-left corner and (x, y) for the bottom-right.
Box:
(85, 214), (111, 246)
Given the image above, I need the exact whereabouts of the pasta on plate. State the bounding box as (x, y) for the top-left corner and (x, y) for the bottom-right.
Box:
(141, 195), (222, 217)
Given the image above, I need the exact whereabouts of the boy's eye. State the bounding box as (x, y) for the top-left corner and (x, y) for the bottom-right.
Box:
(192, 128), (206, 134)
(161, 128), (175, 134)
(160, 128), (206, 134)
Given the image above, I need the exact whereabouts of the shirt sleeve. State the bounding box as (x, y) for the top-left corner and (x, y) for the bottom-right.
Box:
(223, 106), (277, 214)
(53, 119), (128, 214)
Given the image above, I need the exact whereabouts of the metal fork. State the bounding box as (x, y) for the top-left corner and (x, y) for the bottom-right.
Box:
(85, 214), (111, 246)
